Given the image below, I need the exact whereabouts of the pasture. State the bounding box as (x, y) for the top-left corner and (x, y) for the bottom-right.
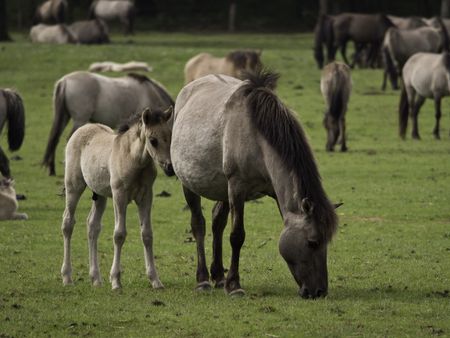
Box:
(0, 32), (449, 337)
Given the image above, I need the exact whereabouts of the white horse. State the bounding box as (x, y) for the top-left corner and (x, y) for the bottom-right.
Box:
(0, 178), (27, 221)
(34, 0), (67, 24)
(89, 0), (136, 34)
(30, 24), (77, 44)
(61, 107), (174, 289)
(42, 72), (174, 176)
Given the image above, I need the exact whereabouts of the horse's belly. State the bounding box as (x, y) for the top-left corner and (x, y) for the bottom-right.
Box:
(80, 149), (112, 198)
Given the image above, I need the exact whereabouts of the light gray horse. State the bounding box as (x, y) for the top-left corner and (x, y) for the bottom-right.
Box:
(172, 71), (340, 298)
(387, 15), (427, 30)
(42, 72), (174, 176)
(320, 62), (352, 152)
(0, 178), (27, 221)
(30, 24), (77, 44)
(89, 0), (136, 35)
(34, 0), (67, 24)
(61, 107), (175, 289)
(0, 89), (25, 179)
(399, 52), (450, 140)
(68, 19), (109, 44)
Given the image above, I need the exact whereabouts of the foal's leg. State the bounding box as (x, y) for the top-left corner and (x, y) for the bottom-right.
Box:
(136, 188), (163, 289)
(411, 95), (426, 140)
(210, 201), (230, 288)
(86, 194), (107, 286)
(183, 185), (210, 290)
(433, 96), (442, 139)
(110, 190), (128, 290)
(339, 117), (347, 152)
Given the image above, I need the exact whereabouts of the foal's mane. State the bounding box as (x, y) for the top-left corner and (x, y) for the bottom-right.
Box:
(241, 70), (337, 241)
(117, 108), (167, 134)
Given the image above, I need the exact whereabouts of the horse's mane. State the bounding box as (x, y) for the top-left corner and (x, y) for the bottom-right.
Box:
(241, 69), (337, 241)
(127, 73), (175, 106)
(117, 108), (167, 134)
(226, 50), (261, 70)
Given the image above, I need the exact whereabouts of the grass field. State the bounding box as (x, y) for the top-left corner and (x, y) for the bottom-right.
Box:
(0, 31), (449, 337)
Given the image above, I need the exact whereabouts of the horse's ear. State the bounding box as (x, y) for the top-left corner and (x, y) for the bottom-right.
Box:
(301, 198), (314, 215)
(142, 107), (152, 125)
(334, 202), (343, 209)
(163, 106), (173, 122)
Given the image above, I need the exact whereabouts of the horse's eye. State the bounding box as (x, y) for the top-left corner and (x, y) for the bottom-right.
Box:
(150, 138), (158, 147)
(307, 240), (319, 250)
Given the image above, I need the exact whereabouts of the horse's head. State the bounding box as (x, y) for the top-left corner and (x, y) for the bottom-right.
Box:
(141, 106), (175, 177)
(279, 198), (340, 299)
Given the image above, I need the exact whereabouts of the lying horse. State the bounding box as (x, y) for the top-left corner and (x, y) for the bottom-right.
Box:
(399, 52), (450, 140)
(61, 107), (174, 289)
(0, 89), (25, 179)
(30, 24), (77, 44)
(68, 19), (109, 44)
(89, 0), (136, 35)
(89, 61), (151, 73)
(172, 70), (340, 298)
(0, 178), (27, 221)
(42, 72), (174, 176)
(320, 62), (352, 152)
(34, 0), (67, 24)
(184, 50), (262, 84)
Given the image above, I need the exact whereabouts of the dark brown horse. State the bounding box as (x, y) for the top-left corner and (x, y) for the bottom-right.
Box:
(68, 19), (110, 44)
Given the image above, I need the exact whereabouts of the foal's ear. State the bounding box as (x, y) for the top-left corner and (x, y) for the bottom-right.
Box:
(142, 107), (152, 125)
(301, 198), (314, 216)
(163, 106), (173, 122)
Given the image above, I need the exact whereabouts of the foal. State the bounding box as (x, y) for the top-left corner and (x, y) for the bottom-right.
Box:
(61, 107), (174, 289)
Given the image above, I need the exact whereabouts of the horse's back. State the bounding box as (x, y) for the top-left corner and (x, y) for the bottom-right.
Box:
(94, 0), (133, 19)
(184, 53), (219, 83)
(321, 62), (351, 102)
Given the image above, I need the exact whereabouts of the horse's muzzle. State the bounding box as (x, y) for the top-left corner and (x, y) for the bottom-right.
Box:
(163, 163), (175, 177)
(299, 286), (327, 299)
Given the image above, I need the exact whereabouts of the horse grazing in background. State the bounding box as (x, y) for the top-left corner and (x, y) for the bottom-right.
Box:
(314, 13), (394, 69)
(42, 72), (174, 176)
(89, 0), (136, 35)
(61, 107), (175, 289)
(172, 70), (340, 298)
(399, 52), (450, 140)
(68, 19), (109, 44)
(0, 89), (25, 179)
(320, 62), (352, 152)
(30, 24), (77, 44)
(184, 50), (263, 84)
(0, 178), (27, 221)
(34, 0), (67, 24)
(382, 19), (449, 90)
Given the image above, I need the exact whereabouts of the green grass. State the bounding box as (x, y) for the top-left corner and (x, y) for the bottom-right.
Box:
(0, 31), (449, 337)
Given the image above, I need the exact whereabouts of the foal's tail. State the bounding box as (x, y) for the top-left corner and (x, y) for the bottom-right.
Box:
(42, 79), (70, 176)
(398, 85), (409, 139)
(3, 90), (25, 151)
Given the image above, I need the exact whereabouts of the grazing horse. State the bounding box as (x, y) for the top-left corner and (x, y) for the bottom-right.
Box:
(34, 0), (67, 24)
(89, 0), (136, 35)
(68, 19), (109, 44)
(382, 20), (449, 90)
(0, 178), (27, 221)
(320, 62), (352, 152)
(30, 24), (77, 44)
(399, 52), (450, 140)
(61, 107), (175, 289)
(184, 50), (262, 84)
(0, 89), (25, 179)
(172, 70), (340, 298)
(314, 13), (394, 69)
(42, 72), (174, 176)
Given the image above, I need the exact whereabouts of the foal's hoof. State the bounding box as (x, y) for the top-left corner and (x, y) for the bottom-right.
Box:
(228, 288), (246, 297)
(152, 280), (164, 289)
(195, 281), (212, 291)
(111, 280), (122, 290)
(62, 276), (74, 286)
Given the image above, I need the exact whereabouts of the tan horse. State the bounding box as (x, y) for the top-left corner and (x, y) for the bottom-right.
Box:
(184, 50), (262, 84)
(0, 178), (27, 221)
(61, 107), (175, 289)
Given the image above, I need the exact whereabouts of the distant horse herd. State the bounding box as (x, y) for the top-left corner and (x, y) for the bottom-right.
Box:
(1, 4), (449, 298)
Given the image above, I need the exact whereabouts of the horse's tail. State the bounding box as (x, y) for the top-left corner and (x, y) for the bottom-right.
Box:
(398, 85), (409, 139)
(88, 1), (98, 19)
(382, 33), (399, 90)
(55, 0), (66, 23)
(3, 90), (25, 151)
(328, 73), (344, 120)
(313, 14), (326, 69)
(436, 17), (450, 52)
(42, 79), (70, 175)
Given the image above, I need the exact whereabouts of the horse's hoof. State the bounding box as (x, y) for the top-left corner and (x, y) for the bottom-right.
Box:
(195, 281), (212, 291)
(92, 279), (102, 287)
(214, 280), (226, 289)
(228, 288), (246, 297)
(111, 280), (122, 290)
(152, 280), (164, 289)
(62, 278), (74, 286)
(341, 147), (348, 152)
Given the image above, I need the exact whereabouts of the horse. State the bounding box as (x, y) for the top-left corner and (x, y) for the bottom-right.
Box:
(34, 0), (67, 24)
(61, 107), (175, 289)
(0, 89), (25, 179)
(171, 70), (340, 299)
(68, 19), (109, 44)
(387, 15), (427, 30)
(184, 50), (263, 84)
(89, 0), (136, 35)
(0, 178), (27, 221)
(320, 62), (351, 152)
(314, 13), (394, 69)
(42, 72), (174, 176)
(30, 24), (77, 44)
(399, 52), (450, 140)
(89, 61), (151, 73)
(382, 20), (449, 90)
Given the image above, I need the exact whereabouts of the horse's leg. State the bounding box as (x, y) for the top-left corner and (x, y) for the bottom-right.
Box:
(110, 189), (128, 290)
(210, 201), (230, 288)
(225, 180), (246, 296)
(411, 95), (425, 140)
(433, 96), (442, 139)
(339, 117), (347, 152)
(136, 187), (163, 289)
(86, 194), (107, 286)
(0, 146), (11, 178)
(183, 185), (210, 290)
(340, 40), (350, 66)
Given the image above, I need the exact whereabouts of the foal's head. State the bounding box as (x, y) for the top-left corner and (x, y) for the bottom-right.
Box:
(141, 107), (175, 177)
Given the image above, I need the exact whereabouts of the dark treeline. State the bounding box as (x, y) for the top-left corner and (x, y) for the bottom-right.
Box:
(4, 0), (447, 32)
